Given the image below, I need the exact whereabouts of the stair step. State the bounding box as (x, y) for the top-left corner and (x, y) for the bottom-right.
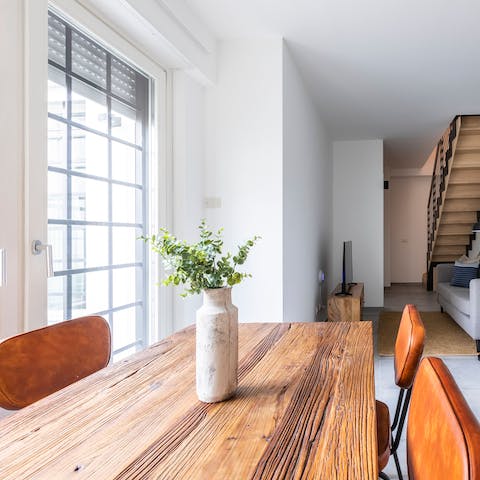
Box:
(434, 245), (467, 256)
(461, 116), (480, 129)
(453, 152), (480, 168)
(456, 134), (480, 150)
(432, 255), (459, 263)
(460, 127), (480, 135)
(455, 145), (480, 154)
(442, 198), (480, 212)
(438, 224), (474, 235)
(435, 235), (471, 245)
(441, 211), (477, 224)
(446, 184), (480, 199)
(449, 168), (480, 184)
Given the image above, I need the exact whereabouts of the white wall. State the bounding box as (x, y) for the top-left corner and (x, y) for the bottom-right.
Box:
(389, 175), (430, 283)
(332, 140), (384, 307)
(205, 39), (284, 323)
(283, 45), (331, 322)
(0, 0), (25, 338)
(384, 162), (391, 287)
(172, 71), (205, 330)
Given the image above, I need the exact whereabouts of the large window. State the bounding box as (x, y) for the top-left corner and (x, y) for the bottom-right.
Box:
(47, 11), (150, 360)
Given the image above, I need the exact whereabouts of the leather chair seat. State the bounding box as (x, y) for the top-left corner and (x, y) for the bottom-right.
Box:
(376, 399), (391, 471)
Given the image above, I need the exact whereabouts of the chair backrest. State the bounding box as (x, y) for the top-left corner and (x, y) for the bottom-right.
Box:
(0, 316), (111, 410)
(394, 304), (425, 389)
(407, 357), (480, 479)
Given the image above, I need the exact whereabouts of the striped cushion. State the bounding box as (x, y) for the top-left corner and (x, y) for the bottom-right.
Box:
(450, 261), (479, 288)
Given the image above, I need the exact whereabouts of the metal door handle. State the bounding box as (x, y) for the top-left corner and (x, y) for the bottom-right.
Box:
(32, 240), (54, 277)
(0, 249), (6, 287)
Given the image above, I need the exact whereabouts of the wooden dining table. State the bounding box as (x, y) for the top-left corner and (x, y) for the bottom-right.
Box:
(0, 321), (377, 479)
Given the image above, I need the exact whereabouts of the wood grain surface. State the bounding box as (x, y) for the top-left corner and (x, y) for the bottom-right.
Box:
(0, 322), (377, 480)
(327, 283), (364, 322)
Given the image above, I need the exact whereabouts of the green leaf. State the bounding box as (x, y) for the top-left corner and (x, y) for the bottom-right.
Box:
(141, 220), (260, 297)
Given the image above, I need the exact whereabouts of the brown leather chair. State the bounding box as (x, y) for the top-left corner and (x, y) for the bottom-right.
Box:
(407, 357), (480, 479)
(378, 304), (425, 480)
(0, 316), (111, 410)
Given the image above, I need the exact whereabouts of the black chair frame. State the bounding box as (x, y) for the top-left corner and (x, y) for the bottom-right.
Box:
(379, 386), (413, 480)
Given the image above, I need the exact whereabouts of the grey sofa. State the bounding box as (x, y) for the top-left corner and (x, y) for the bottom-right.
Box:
(436, 263), (480, 359)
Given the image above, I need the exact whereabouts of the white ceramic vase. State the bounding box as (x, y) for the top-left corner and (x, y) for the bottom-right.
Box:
(196, 287), (238, 403)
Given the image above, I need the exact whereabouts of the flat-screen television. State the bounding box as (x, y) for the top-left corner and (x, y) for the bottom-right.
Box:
(336, 240), (353, 296)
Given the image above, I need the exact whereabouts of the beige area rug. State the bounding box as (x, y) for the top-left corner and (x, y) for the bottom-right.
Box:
(378, 311), (477, 356)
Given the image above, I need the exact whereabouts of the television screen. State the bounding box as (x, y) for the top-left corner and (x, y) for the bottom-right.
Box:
(344, 241), (353, 285)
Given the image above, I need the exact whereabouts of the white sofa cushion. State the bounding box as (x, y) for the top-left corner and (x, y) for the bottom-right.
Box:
(437, 282), (471, 315)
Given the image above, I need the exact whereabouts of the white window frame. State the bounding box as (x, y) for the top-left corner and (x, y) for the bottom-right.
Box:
(25, 0), (173, 344)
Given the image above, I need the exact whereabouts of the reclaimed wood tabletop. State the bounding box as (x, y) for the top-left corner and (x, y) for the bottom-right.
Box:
(0, 322), (377, 479)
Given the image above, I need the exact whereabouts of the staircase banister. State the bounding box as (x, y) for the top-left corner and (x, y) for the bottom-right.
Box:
(427, 142), (441, 209)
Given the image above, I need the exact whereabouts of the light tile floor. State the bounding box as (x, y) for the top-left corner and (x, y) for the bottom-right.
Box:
(1, 284), (479, 480)
(372, 283), (480, 480)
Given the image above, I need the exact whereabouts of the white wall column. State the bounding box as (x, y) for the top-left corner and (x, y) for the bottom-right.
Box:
(205, 39), (284, 323)
(283, 45), (331, 322)
(332, 140), (384, 307)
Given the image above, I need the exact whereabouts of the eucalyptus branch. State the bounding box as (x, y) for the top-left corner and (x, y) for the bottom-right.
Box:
(141, 220), (260, 296)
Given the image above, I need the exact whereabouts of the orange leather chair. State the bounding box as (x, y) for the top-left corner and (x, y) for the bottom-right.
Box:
(407, 357), (480, 479)
(0, 316), (111, 410)
(378, 304), (425, 480)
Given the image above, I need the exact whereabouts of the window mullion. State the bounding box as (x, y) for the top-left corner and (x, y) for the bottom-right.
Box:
(65, 25), (73, 320)
(107, 53), (114, 336)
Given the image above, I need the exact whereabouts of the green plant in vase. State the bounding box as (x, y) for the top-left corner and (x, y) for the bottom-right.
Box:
(141, 219), (260, 296)
(142, 220), (260, 403)
(142, 219), (260, 403)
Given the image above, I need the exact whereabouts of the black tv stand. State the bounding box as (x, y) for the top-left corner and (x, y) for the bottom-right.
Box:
(335, 284), (352, 296)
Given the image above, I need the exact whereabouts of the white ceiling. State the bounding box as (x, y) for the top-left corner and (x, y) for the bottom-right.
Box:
(185, 0), (480, 168)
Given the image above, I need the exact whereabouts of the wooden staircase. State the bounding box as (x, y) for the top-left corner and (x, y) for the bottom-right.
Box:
(427, 115), (480, 288)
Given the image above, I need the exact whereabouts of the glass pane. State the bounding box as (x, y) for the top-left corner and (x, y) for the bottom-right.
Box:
(72, 78), (108, 133)
(112, 142), (140, 184)
(47, 13), (148, 346)
(71, 30), (107, 88)
(112, 307), (139, 351)
(112, 227), (142, 264)
(48, 224), (67, 272)
(113, 267), (140, 307)
(112, 185), (141, 223)
(48, 171), (67, 219)
(71, 176), (109, 222)
(113, 344), (138, 363)
(48, 14), (66, 67)
(71, 225), (109, 269)
(71, 227), (86, 271)
(72, 127), (108, 177)
(48, 276), (67, 325)
(111, 99), (137, 144)
(48, 118), (67, 168)
(71, 270), (109, 317)
(48, 66), (67, 117)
